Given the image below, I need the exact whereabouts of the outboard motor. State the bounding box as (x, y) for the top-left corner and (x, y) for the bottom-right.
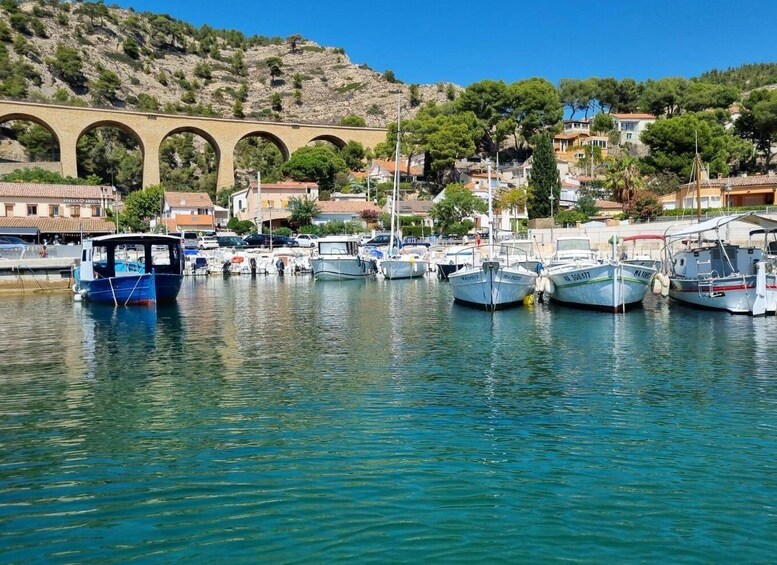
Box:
(222, 260), (231, 276)
(249, 257), (257, 277)
(276, 258), (285, 276)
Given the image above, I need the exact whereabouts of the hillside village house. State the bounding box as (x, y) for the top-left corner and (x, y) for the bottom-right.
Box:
(661, 174), (777, 210)
(313, 200), (382, 227)
(160, 191), (215, 233)
(367, 159), (423, 184)
(381, 200), (435, 229)
(612, 113), (656, 154)
(0, 182), (116, 241)
(231, 181), (319, 230)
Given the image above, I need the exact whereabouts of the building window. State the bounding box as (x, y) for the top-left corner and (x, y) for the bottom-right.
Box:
(71, 205), (80, 218)
(27, 204), (37, 216)
(4, 203), (13, 217)
(621, 121), (637, 132)
(91, 205), (101, 217)
(50, 205), (60, 216)
(625, 133), (633, 140)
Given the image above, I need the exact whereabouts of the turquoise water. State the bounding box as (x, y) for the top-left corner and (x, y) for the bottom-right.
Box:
(1, 277), (776, 562)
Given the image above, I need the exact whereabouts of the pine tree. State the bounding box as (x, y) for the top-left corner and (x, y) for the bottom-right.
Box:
(527, 134), (559, 219)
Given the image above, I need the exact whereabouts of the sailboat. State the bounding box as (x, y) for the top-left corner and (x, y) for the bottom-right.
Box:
(448, 159), (538, 310)
(379, 97), (429, 280)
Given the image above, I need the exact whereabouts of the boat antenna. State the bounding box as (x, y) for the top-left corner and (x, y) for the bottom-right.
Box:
(388, 94), (401, 255)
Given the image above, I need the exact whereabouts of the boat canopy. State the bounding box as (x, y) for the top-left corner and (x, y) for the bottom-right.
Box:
(622, 234), (665, 242)
(666, 213), (777, 239)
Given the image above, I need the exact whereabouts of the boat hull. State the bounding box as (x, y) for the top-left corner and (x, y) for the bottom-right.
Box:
(449, 261), (536, 311)
(668, 274), (777, 314)
(546, 262), (656, 312)
(436, 262), (465, 281)
(380, 258), (428, 279)
(311, 257), (377, 281)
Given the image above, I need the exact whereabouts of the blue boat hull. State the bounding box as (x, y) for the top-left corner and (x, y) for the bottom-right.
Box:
(84, 273), (182, 305)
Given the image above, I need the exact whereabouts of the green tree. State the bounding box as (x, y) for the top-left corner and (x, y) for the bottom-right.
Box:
(735, 89), (777, 171)
(527, 133), (559, 218)
(509, 77), (564, 144)
(287, 33), (302, 52)
(287, 195), (320, 226)
(281, 145), (348, 192)
(339, 114), (365, 127)
(91, 69), (121, 103)
(591, 113), (615, 134)
(232, 98), (244, 118)
(499, 187), (529, 223)
(119, 184), (164, 232)
(266, 56), (283, 83)
(47, 44), (85, 88)
(340, 140), (366, 171)
(575, 194), (599, 219)
(429, 182), (487, 232)
(271, 92), (282, 112)
(122, 36), (139, 59)
(409, 83), (421, 107)
(681, 81), (739, 112)
(639, 77), (687, 117)
(641, 112), (753, 179)
(17, 123), (56, 161)
(603, 154), (645, 208)
(626, 190), (663, 222)
(383, 69), (398, 83)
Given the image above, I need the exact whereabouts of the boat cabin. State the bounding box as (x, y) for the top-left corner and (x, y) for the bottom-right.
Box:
(673, 244), (763, 279)
(315, 236), (360, 257)
(79, 234), (184, 282)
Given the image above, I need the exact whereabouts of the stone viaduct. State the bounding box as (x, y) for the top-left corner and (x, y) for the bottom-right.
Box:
(0, 99), (387, 189)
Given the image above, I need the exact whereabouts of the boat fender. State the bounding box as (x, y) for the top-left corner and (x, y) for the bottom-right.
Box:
(356, 255), (362, 268)
(545, 277), (555, 294)
(656, 272), (670, 288)
(652, 277), (662, 295)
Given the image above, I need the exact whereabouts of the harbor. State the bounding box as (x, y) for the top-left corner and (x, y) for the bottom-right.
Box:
(1, 276), (776, 562)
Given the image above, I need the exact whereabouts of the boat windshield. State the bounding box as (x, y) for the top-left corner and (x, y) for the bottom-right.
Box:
(499, 242), (532, 256)
(318, 241), (354, 255)
(557, 239), (590, 252)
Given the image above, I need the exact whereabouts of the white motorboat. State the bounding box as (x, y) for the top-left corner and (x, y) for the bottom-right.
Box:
(311, 236), (377, 281)
(621, 234), (665, 272)
(496, 238), (543, 274)
(542, 236), (657, 313)
(665, 213), (777, 315)
(448, 160), (537, 310)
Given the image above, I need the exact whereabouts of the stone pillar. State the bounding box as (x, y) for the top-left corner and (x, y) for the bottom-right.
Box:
(141, 137), (162, 188)
(216, 138), (236, 190)
(57, 129), (80, 179)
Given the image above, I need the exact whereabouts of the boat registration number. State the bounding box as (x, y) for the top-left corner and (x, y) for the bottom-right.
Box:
(563, 271), (590, 282)
(633, 270), (653, 279)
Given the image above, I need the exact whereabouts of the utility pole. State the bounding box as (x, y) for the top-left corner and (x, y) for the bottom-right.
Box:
(255, 171), (262, 233)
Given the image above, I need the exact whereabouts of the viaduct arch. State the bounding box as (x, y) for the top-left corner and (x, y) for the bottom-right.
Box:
(0, 100), (387, 189)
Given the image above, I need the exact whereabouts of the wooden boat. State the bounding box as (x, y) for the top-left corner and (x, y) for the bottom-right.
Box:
(75, 234), (184, 305)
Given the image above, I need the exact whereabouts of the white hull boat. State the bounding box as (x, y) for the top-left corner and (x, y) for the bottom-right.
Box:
(311, 236), (377, 281)
(545, 261), (657, 312)
(449, 259), (537, 311)
(665, 213), (777, 315)
(380, 254), (428, 279)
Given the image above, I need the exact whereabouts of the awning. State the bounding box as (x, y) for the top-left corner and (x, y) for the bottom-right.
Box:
(666, 213), (777, 239)
(0, 226), (39, 236)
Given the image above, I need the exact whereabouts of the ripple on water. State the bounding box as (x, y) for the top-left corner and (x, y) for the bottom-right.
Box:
(1, 279), (777, 562)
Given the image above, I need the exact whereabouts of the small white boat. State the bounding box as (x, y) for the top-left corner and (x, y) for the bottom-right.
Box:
(380, 247), (429, 279)
(665, 213), (777, 315)
(435, 245), (473, 280)
(448, 160), (537, 310)
(311, 236), (377, 281)
(542, 236), (657, 313)
(621, 234), (664, 272)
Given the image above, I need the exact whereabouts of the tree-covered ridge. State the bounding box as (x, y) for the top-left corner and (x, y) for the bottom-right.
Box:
(696, 63), (777, 91)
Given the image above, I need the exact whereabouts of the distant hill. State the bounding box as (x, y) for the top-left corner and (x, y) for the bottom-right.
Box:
(0, 1), (459, 126)
(695, 63), (777, 92)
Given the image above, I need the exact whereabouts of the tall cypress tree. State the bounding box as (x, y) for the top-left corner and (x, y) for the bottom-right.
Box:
(527, 134), (560, 218)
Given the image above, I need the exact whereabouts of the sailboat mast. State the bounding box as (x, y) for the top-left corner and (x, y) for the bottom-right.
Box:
(389, 96), (401, 254)
(487, 159), (494, 258)
(695, 131), (702, 221)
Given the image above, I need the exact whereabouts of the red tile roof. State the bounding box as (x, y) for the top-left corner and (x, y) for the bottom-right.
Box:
(596, 199), (623, 210)
(248, 181), (318, 190)
(679, 175), (777, 189)
(164, 191), (213, 208)
(317, 201), (382, 213)
(0, 182), (113, 199)
(0, 216), (115, 234)
(372, 159), (423, 177)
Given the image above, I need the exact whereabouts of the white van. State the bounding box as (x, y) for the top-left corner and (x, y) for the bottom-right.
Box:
(182, 231), (199, 250)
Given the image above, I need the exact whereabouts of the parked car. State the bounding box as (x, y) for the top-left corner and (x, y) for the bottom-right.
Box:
(402, 236), (431, 248)
(182, 231), (199, 250)
(243, 233), (271, 247)
(198, 235), (219, 250)
(0, 236), (27, 245)
(362, 234), (402, 248)
(272, 235), (299, 248)
(295, 234), (319, 248)
(216, 235), (248, 248)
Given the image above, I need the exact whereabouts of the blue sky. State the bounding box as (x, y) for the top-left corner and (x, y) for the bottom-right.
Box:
(112, 0), (777, 87)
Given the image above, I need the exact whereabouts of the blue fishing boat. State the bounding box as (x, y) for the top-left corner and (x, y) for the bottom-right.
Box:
(76, 234), (184, 305)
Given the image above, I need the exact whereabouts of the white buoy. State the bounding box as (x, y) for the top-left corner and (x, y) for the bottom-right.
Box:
(652, 278), (662, 295)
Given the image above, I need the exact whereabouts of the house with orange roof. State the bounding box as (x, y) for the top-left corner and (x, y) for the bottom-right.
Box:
(313, 200), (382, 227)
(0, 182), (117, 240)
(160, 191), (215, 232)
(367, 159), (423, 184)
(661, 174), (777, 210)
(231, 181), (319, 230)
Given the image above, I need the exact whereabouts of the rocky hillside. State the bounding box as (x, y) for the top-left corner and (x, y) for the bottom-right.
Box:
(0, 1), (460, 127)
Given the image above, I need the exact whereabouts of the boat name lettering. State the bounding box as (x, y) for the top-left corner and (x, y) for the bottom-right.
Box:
(461, 274), (480, 282)
(563, 271), (590, 282)
(633, 270), (653, 279)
